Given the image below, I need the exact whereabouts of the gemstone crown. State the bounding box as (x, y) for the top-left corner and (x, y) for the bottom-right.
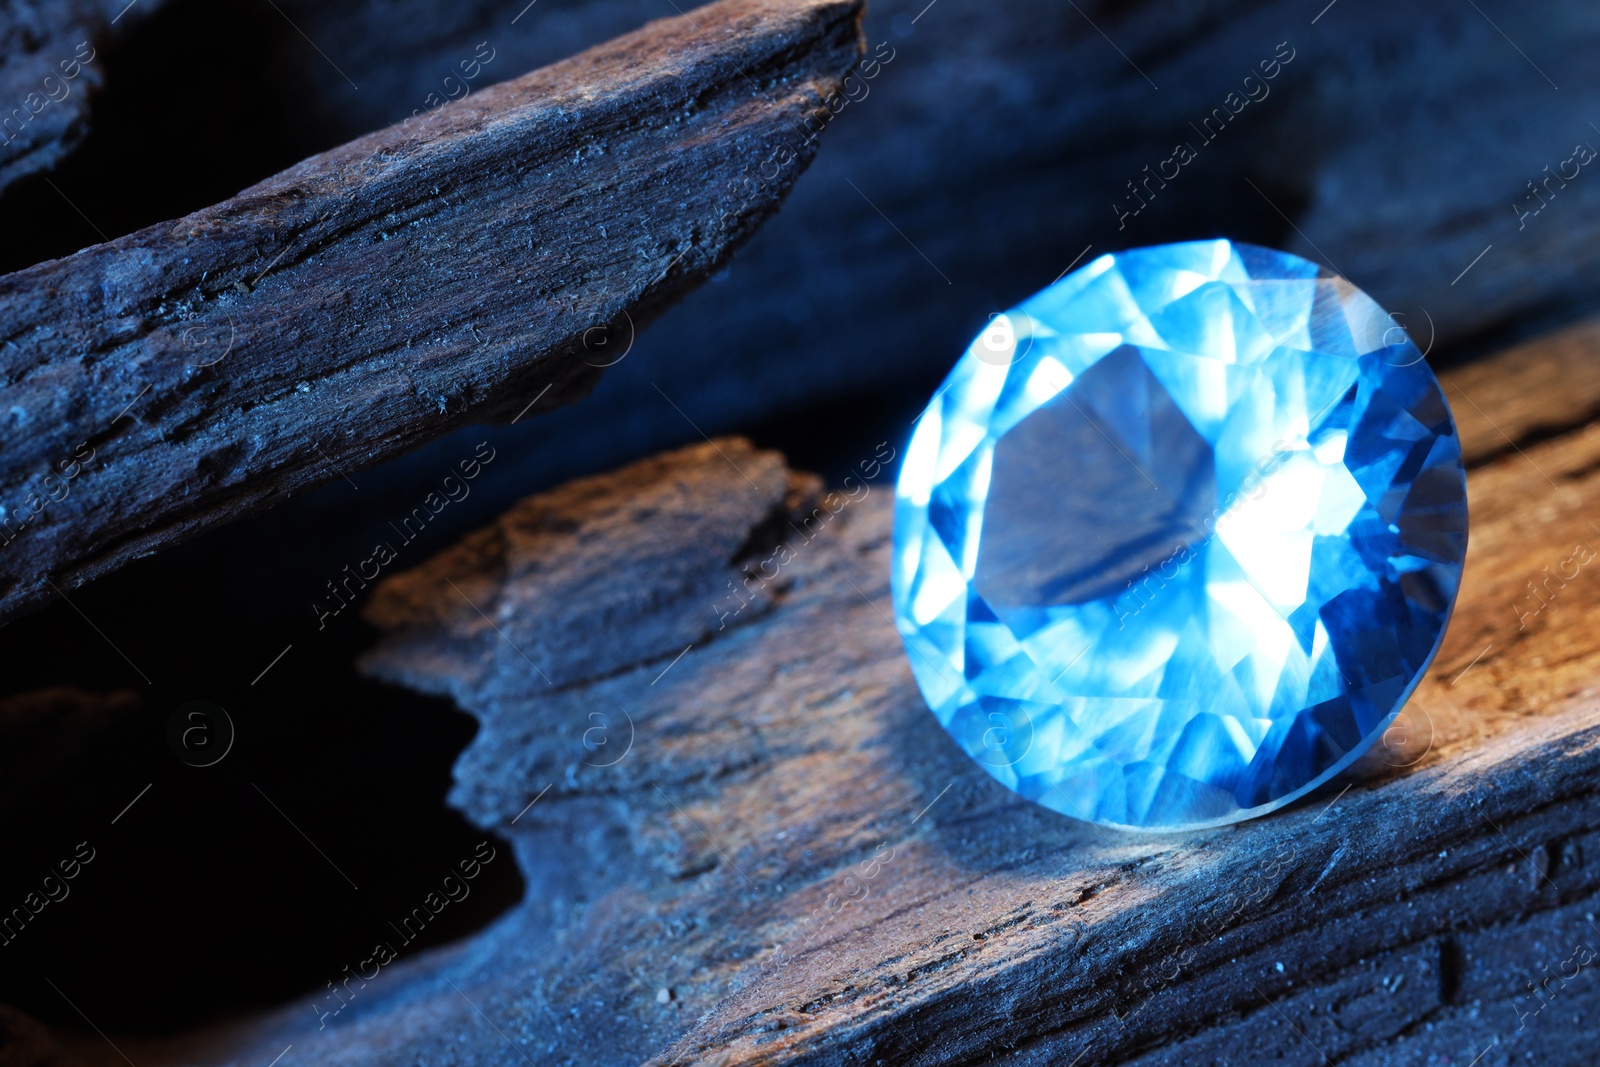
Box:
(891, 240), (1467, 830)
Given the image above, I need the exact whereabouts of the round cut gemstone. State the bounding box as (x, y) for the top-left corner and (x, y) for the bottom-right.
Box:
(891, 241), (1467, 831)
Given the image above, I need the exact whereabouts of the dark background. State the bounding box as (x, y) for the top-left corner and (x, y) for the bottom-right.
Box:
(2, 0), (1597, 1036)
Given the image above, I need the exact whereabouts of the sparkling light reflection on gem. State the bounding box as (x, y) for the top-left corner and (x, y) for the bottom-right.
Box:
(891, 241), (1468, 831)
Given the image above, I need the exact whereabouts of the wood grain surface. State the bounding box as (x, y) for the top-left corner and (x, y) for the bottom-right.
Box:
(87, 317), (1600, 1067)
(0, 0), (863, 625)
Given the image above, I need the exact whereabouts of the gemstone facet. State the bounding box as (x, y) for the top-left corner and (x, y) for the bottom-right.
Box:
(891, 241), (1467, 831)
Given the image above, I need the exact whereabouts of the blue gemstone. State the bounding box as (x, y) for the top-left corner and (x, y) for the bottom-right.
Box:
(891, 241), (1467, 831)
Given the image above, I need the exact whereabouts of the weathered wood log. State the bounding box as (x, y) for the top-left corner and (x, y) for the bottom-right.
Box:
(0, 0), (863, 625)
(97, 318), (1600, 1066)
(256, 0), (1600, 349)
(0, 1), (162, 195)
(206, 0), (1600, 545)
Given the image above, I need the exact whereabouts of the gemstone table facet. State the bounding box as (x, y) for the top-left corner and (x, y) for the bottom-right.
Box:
(891, 241), (1468, 831)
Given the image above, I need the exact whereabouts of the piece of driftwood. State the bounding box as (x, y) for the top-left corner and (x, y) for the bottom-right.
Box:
(196, 0), (1600, 554)
(0, 0), (162, 195)
(254, 0), (1600, 349)
(0, 0), (863, 625)
(76, 319), (1599, 1067)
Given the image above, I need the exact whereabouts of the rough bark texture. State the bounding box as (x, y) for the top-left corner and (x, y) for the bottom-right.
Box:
(0, 0), (863, 625)
(257, 0), (1600, 346)
(72, 318), (1599, 1067)
(212, 0), (1600, 520)
(0, 0), (162, 195)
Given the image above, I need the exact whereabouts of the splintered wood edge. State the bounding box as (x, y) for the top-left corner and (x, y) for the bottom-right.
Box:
(648, 321), (1600, 1064)
(141, 328), (1600, 1067)
(0, 0), (865, 625)
(335, 317), (1600, 1066)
